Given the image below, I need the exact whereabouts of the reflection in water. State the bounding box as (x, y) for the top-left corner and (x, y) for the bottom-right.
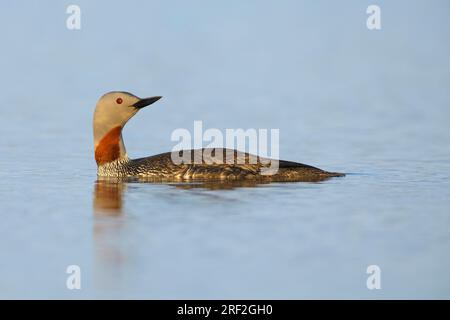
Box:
(168, 180), (270, 190)
(92, 174), (332, 222)
(93, 180), (125, 215)
(94, 175), (332, 193)
(91, 176), (331, 294)
(93, 180), (128, 293)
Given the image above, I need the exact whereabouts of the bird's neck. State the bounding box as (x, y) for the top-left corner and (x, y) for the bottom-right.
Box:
(94, 126), (128, 165)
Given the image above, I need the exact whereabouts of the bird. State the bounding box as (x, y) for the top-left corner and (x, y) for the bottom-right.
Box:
(93, 91), (344, 182)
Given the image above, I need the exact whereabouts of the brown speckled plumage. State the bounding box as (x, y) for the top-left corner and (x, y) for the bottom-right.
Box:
(97, 148), (344, 182)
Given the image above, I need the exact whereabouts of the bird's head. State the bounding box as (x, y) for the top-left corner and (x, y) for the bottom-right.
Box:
(93, 91), (162, 165)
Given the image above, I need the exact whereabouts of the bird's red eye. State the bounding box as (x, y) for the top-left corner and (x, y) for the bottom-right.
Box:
(116, 98), (123, 104)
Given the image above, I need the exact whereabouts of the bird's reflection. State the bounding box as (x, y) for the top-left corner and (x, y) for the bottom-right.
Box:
(93, 175), (334, 216)
(94, 175), (331, 196)
(92, 179), (128, 292)
(93, 179), (125, 215)
(92, 175), (333, 293)
(92, 177), (267, 217)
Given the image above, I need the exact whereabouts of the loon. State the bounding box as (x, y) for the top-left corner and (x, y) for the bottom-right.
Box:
(93, 91), (344, 181)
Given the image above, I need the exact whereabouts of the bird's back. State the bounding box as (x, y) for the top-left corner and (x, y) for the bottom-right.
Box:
(123, 148), (344, 182)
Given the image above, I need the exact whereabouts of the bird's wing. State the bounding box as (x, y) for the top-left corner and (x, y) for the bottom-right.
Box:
(130, 148), (327, 179)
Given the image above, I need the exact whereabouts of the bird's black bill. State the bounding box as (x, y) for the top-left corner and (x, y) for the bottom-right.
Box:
(133, 96), (162, 109)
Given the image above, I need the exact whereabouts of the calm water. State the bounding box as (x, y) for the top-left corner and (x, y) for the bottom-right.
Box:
(0, 1), (449, 299)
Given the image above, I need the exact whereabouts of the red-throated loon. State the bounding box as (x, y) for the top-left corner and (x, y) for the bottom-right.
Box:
(93, 91), (344, 181)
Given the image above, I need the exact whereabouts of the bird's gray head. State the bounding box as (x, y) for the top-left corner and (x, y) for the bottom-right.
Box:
(93, 91), (162, 165)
